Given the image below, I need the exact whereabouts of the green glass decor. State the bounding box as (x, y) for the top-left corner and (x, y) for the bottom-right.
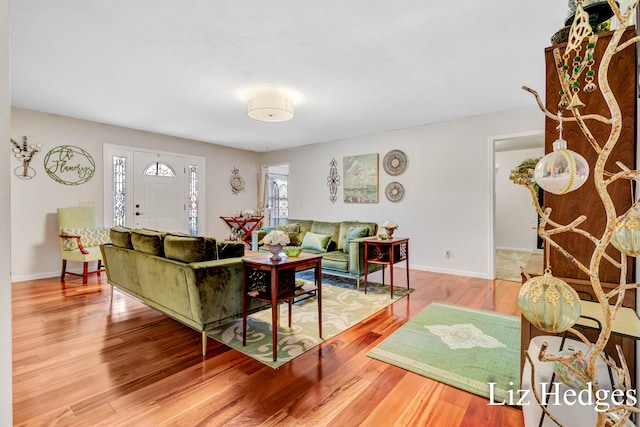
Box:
(282, 246), (303, 257)
(518, 269), (581, 333)
(611, 207), (640, 257)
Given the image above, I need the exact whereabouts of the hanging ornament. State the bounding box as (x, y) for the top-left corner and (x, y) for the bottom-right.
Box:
(534, 112), (589, 195)
(556, 0), (598, 109)
(611, 206), (640, 257)
(518, 268), (581, 333)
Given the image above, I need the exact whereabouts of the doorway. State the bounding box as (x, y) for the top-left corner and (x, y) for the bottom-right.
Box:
(490, 132), (544, 281)
(260, 163), (289, 227)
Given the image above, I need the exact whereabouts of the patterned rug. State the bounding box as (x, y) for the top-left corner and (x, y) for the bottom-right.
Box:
(208, 276), (412, 369)
(367, 302), (520, 401)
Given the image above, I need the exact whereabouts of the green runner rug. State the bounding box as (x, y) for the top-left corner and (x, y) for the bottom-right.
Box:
(208, 280), (411, 369)
(367, 302), (520, 401)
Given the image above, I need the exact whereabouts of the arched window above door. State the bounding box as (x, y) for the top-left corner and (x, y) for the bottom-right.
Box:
(143, 162), (176, 177)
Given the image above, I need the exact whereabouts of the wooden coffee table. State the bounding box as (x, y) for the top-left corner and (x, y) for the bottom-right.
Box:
(241, 253), (323, 361)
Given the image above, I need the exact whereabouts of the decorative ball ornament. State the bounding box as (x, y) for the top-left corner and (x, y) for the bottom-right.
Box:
(517, 269), (581, 333)
(611, 207), (640, 257)
(534, 137), (589, 195)
(534, 112), (589, 195)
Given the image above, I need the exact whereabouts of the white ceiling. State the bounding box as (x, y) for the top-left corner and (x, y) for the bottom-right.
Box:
(9, 1), (569, 152)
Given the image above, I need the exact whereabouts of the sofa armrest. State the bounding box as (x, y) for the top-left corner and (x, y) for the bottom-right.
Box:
(217, 240), (245, 259)
(186, 257), (267, 325)
(251, 229), (268, 251)
(347, 236), (374, 275)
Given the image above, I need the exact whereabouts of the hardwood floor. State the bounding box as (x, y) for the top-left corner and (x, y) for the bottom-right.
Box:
(13, 269), (524, 426)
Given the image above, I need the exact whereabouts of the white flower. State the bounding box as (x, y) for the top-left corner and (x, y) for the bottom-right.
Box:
(263, 230), (290, 246)
(382, 220), (398, 229)
(241, 208), (255, 218)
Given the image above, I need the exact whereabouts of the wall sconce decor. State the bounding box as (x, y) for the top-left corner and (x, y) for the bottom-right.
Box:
(230, 167), (245, 195)
(11, 136), (42, 180)
(327, 158), (340, 203)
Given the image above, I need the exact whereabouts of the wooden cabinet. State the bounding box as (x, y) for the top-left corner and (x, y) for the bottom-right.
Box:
(544, 28), (636, 288)
(520, 28), (637, 382)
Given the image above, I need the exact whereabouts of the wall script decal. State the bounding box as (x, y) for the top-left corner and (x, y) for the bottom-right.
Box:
(44, 145), (96, 185)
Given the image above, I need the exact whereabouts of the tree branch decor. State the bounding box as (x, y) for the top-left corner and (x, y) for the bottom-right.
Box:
(513, 1), (640, 425)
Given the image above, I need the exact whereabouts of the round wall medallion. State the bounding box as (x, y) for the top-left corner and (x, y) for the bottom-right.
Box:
(383, 149), (408, 176)
(385, 182), (405, 202)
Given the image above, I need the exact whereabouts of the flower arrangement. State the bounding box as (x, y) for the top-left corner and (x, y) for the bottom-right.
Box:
(262, 229), (290, 246)
(382, 220), (399, 238)
(382, 220), (398, 230)
(240, 208), (255, 218)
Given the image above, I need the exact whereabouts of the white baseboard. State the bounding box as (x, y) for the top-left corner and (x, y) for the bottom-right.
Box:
(495, 246), (537, 253)
(408, 264), (490, 280)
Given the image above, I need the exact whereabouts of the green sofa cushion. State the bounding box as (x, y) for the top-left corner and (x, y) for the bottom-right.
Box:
(131, 229), (166, 257)
(343, 227), (369, 253)
(276, 223), (300, 233)
(110, 226), (133, 249)
(310, 221), (340, 251)
(301, 232), (332, 253)
(164, 235), (217, 263)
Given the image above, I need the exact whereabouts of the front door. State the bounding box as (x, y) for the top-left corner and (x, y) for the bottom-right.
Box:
(132, 151), (187, 233)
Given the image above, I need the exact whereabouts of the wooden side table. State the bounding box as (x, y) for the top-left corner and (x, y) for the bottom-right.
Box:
(363, 237), (410, 298)
(241, 253), (323, 361)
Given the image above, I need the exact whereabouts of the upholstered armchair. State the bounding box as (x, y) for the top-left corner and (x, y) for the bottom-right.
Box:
(57, 206), (111, 284)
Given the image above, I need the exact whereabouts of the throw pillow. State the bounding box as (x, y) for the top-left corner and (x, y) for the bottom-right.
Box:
(301, 232), (332, 253)
(343, 227), (369, 254)
(60, 226), (111, 251)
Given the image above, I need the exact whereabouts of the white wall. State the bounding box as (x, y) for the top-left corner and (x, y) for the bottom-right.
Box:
(260, 106), (544, 278)
(0, 0), (12, 422)
(495, 147), (543, 251)
(10, 108), (261, 281)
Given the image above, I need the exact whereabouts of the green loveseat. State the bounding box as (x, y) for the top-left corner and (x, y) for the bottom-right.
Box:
(101, 227), (268, 355)
(251, 219), (381, 285)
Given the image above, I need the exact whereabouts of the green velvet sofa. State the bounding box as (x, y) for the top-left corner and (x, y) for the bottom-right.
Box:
(100, 227), (268, 355)
(251, 219), (381, 284)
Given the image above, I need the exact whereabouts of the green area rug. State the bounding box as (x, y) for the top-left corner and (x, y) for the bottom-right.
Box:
(208, 279), (411, 369)
(367, 302), (520, 401)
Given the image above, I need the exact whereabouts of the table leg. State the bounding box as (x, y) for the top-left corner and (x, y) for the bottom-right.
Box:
(363, 244), (368, 294)
(242, 265), (248, 346)
(271, 268), (278, 361)
(390, 258), (394, 299)
(316, 260), (322, 339)
(406, 250), (410, 290)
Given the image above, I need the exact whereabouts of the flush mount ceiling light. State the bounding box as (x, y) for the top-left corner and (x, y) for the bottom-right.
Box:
(247, 95), (294, 122)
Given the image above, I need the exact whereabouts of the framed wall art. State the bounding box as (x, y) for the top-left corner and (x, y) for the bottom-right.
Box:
(343, 153), (378, 203)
